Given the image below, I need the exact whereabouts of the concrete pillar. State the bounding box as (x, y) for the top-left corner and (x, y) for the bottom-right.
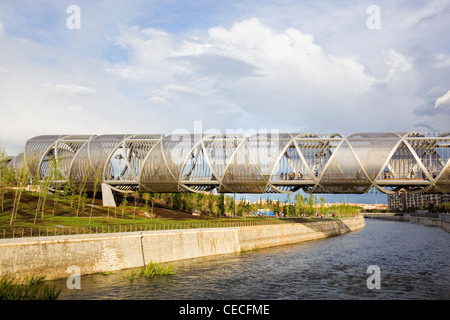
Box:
(101, 183), (116, 207)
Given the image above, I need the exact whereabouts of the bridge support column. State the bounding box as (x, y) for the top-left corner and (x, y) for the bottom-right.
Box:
(101, 183), (116, 207)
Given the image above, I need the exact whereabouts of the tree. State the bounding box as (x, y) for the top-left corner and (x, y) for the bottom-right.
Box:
(51, 157), (65, 216)
(274, 200), (281, 215)
(120, 194), (128, 217)
(307, 195), (315, 215)
(217, 194), (225, 216)
(80, 192), (88, 215)
(225, 195), (235, 216)
(282, 203), (288, 216)
(35, 156), (62, 223)
(142, 193), (151, 214)
(10, 161), (29, 225)
(132, 192), (139, 220)
(207, 194), (215, 216)
(0, 143), (10, 213)
(181, 193), (194, 213)
(89, 168), (103, 224)
(195, 193), (204, 213)
(76, 162), (90, 218)
(319, 197), (327, 215)
(265, 195), (273, 211)
(172, 193), (182, 211)
(295, 193), (306, 216)
(63, 180), (76, 207)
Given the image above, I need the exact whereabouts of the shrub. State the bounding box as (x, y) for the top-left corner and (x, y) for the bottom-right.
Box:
(0, 276), (61, 300)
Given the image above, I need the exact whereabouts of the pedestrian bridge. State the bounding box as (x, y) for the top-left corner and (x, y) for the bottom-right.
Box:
(8, 132), (450, 195)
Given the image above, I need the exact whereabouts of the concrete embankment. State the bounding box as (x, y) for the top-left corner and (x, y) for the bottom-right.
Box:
(0, 217), (365, 281)
(364, 213), (450, 232)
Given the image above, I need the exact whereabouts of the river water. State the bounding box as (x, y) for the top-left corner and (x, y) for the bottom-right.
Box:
(52, 219), (449, 300)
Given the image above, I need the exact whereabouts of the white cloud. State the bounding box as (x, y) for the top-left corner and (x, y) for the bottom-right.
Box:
(42, 83), (96, 96)
(383, 49), (413, 80)
(0, 1), (449, 155)
(0, 33), (144, 154)
(109, 18), (383, 134)
(434, 53), (450, 68)
(434, 90), (450, 109)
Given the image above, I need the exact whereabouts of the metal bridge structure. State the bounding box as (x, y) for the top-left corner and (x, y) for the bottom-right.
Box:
(8, 132), (450, 201)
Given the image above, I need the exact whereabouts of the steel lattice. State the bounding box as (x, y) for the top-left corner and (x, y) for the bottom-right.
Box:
(8, 132), (450, 195)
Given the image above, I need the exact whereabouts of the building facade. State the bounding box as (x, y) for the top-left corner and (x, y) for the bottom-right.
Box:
(388, 191), (450, 210)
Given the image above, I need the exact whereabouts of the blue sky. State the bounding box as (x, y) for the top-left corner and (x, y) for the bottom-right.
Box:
(1, 0), (450, 203)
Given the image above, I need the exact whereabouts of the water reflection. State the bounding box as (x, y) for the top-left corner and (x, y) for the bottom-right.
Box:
(52, 220), (449, 300)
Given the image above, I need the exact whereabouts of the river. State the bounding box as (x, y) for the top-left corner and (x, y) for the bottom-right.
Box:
(52, 219), (449, 300)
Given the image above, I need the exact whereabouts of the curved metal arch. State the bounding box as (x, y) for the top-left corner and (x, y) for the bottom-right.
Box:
(139, 138), (175, 193)
(103, 134), (163, 183)
(48, 135), (94, 181)
(370, 132), (412, 194)
(198, 134), (227, 185)
(125, 134), (164, 181)
(310, 134), (346, 193)
(24, 135), (67, 179)
(138, 136), (164, 189)
(24, 135), (93, 181)
(341, 136), (373, 194)
(67, 135), (96, 182)
(203, 133), (246, 181)
(219, 134), (250, 193)
(245, 133), (289, 191)
(269, 184), (302, 194)
(96, 135), (133, 182)
(291, 133), (322, 180)
(165, 134), (205, 190)
(179, 134), (208, 179)
(67, 134), (130, 185)
(139, 134), (201, 193)
(53, 135), (93, 178)
(265, 133), (304, 191)
(401, 135), (434, 182)
(7, 153), (25, 172)
(179, 133), (247, 194)
(178, 134), (215, 193)
(15, 132), (450, 196)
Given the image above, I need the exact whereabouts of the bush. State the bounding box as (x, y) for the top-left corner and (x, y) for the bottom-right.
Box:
(0, 276), (61, 300)
(124, 261), (175, 280)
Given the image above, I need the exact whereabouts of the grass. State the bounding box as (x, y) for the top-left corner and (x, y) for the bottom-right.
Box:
(101, 271), (114, 275)
(0, 190), (287, 235)
(0, 276), (61, 300)
(124, 261), (175, 281)
(240, 245), (260, 254)
(0, 189), (356, 237)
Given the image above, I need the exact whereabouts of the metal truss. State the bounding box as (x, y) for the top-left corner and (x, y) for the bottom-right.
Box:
(8, 132), (450, 195)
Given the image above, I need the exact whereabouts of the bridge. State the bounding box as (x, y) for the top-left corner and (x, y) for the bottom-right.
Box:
(7, 132), (450, 203)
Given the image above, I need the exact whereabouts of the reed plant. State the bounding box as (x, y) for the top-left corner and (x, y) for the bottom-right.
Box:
(0, 276), (61, 300)
(120, 194), (128, 217)
(0, 143), (9, 213)
(123, 261), (175, 281)
(76, 162), (90, 217)
(89, 168), (103, 224)
(141, 261), (175, 277)
(10, 159), (30, 225)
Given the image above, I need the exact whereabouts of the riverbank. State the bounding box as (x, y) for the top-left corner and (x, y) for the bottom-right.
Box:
(364, 212), (450, 232)
(0, 216), (364, 281)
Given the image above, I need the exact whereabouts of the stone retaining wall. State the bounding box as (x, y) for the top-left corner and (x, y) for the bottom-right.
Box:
(0, 217), (365, 281)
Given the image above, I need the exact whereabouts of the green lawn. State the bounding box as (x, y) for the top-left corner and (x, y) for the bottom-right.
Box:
(0, 190), (285, 235)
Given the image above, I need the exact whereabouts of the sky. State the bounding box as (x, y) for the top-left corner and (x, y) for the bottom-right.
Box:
(1, 0), (449, 203)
